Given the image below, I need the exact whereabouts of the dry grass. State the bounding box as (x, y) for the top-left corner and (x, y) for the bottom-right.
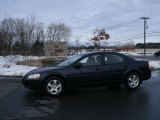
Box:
(16, 59), (43, 67)
(16, 57), (67, 67)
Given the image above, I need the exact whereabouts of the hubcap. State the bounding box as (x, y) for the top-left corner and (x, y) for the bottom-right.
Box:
(128, 75), (139, 88)
(47, 80), (62, 95)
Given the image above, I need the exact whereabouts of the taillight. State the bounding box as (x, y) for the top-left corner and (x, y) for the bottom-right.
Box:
(146, 62), (150, 69)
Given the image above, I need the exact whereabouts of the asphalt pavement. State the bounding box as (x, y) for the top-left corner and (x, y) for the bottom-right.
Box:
(0, 76), (21, 99)
(0, 71), (160, 120)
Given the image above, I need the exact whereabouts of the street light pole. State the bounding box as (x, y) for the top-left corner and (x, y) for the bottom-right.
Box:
(140, 17), (150, 56)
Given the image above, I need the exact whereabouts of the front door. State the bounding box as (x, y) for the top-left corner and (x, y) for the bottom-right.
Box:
(68, 53), (103, 86)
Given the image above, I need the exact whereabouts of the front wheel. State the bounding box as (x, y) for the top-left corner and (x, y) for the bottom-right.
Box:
(44, 77), (65, 96)
(124, 73), (141, 90)
(154, 54), (157, 57)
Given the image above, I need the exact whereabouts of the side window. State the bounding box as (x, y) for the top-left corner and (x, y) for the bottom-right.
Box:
(79, 54), (101, 66)
(105, 54), (124, 64)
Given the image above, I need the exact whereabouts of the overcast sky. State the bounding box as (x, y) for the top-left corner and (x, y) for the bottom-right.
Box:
(0, 0), (160, 45)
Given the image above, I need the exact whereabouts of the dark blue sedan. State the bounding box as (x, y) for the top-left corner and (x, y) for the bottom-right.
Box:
(22, 52), (151, 96)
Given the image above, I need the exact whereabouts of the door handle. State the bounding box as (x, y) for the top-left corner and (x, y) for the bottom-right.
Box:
(123, 65), (128, 68)
(95, 68), (100, 70)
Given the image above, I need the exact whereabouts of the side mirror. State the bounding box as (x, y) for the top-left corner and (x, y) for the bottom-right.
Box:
(74, 62), (83, 69)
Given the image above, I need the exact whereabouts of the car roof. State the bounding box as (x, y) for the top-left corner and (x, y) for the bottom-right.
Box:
(77, 51), (134, 61)
(78, 51), (120, 55)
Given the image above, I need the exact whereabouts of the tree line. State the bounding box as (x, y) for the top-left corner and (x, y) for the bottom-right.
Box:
(136, 43), (160, 48)
(0, 16), (71, 56)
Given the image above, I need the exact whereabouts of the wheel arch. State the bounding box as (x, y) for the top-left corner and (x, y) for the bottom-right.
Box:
(124, 69), (143, 82)
(43, 74), (67, 88)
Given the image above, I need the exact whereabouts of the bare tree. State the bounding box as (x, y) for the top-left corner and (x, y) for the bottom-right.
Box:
(47, 23), (71, 41)
(114, 41), (122, 48)
(14, 16), (36, 55)
(15, 18), (27, 54)
(123, 41), (135, 48)
(0, 18), (16, 55)
(0, 16), (72, 57)
(32, 22), (45, 56)
(0, 24), (4, 55)
(35, 22), (45, 42)
(25, 15), (36, 46)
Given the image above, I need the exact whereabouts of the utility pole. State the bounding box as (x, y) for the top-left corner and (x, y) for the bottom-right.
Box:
(76, 37), (80, 54)
(140, 17), (150, 56)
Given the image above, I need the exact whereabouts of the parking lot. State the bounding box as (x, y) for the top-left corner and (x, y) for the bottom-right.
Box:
(0, 70), (159, 120)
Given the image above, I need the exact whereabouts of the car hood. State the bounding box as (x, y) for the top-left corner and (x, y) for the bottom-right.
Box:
(26, 66), (61, 75)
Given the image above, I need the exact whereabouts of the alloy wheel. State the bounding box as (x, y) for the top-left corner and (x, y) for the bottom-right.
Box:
(128, 75), (139, 88)
(47, 79), (62, 95)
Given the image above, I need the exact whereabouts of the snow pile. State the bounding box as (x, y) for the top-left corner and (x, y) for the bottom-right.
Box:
(0, 65), (37, 76)
(0, 55), (44, 66)
(120, 52), (153, 56)
(149, 61), (160, 70)
(0, 55), (43, 76)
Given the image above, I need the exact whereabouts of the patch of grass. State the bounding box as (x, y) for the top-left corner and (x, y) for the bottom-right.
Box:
(16, 59), (43, 67)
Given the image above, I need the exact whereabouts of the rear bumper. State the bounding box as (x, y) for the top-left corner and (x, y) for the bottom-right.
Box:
(142, 69), (151, 81)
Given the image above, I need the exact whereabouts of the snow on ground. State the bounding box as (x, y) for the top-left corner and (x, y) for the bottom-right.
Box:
(0, 53), (160, 76)
(0, 65), (37, 76)
(0, 55), (42, 76)
(0, 55), (44, 66)
(119, 52), (154, 56)
(149, 61), (160, 70)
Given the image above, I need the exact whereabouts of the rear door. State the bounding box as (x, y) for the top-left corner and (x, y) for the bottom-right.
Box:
(102, 53), (128, 82)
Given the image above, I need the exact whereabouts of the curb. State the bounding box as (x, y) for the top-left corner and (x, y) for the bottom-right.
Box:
(0, 76), (23, 83)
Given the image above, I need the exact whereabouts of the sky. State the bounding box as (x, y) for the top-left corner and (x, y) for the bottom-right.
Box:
(0, 0), (160, 46)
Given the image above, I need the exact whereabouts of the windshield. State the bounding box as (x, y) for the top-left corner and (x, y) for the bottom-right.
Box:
(57, 54), (83, 67)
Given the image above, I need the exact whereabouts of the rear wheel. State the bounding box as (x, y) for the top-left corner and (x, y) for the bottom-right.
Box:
(124, 73), (141, 90)
(44, 77), (65, 96)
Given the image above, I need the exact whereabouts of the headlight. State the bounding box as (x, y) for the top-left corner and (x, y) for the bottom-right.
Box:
(28, 74), (40, 80)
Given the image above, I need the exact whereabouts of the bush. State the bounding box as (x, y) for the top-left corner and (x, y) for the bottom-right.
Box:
(41, 59), (64, 67)
(16, 57), (67, 67)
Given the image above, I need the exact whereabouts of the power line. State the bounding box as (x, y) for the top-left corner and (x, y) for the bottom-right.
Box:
(108, 33), (160, 43)
(111, 31), (160, 41)
(148, 21), (160, 26)
(107, 34), (160, 44)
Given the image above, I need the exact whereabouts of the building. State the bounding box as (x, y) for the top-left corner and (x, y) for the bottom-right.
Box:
(44, 41), (68, 56)
(135, 48), (160, 54)
(113, 47), (160, 54)
(114, 48), (135, 52)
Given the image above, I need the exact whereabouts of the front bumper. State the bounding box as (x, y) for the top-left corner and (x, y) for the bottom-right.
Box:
(22, 77), (43, 90)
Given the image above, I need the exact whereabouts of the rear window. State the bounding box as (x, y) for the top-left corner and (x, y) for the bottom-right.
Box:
(105, 54), (124, 64)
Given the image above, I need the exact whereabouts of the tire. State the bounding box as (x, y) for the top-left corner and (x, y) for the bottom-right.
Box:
(124, 73), (141, 91)
(154, 54), (157, 57)
(44, 77), (65, 96)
